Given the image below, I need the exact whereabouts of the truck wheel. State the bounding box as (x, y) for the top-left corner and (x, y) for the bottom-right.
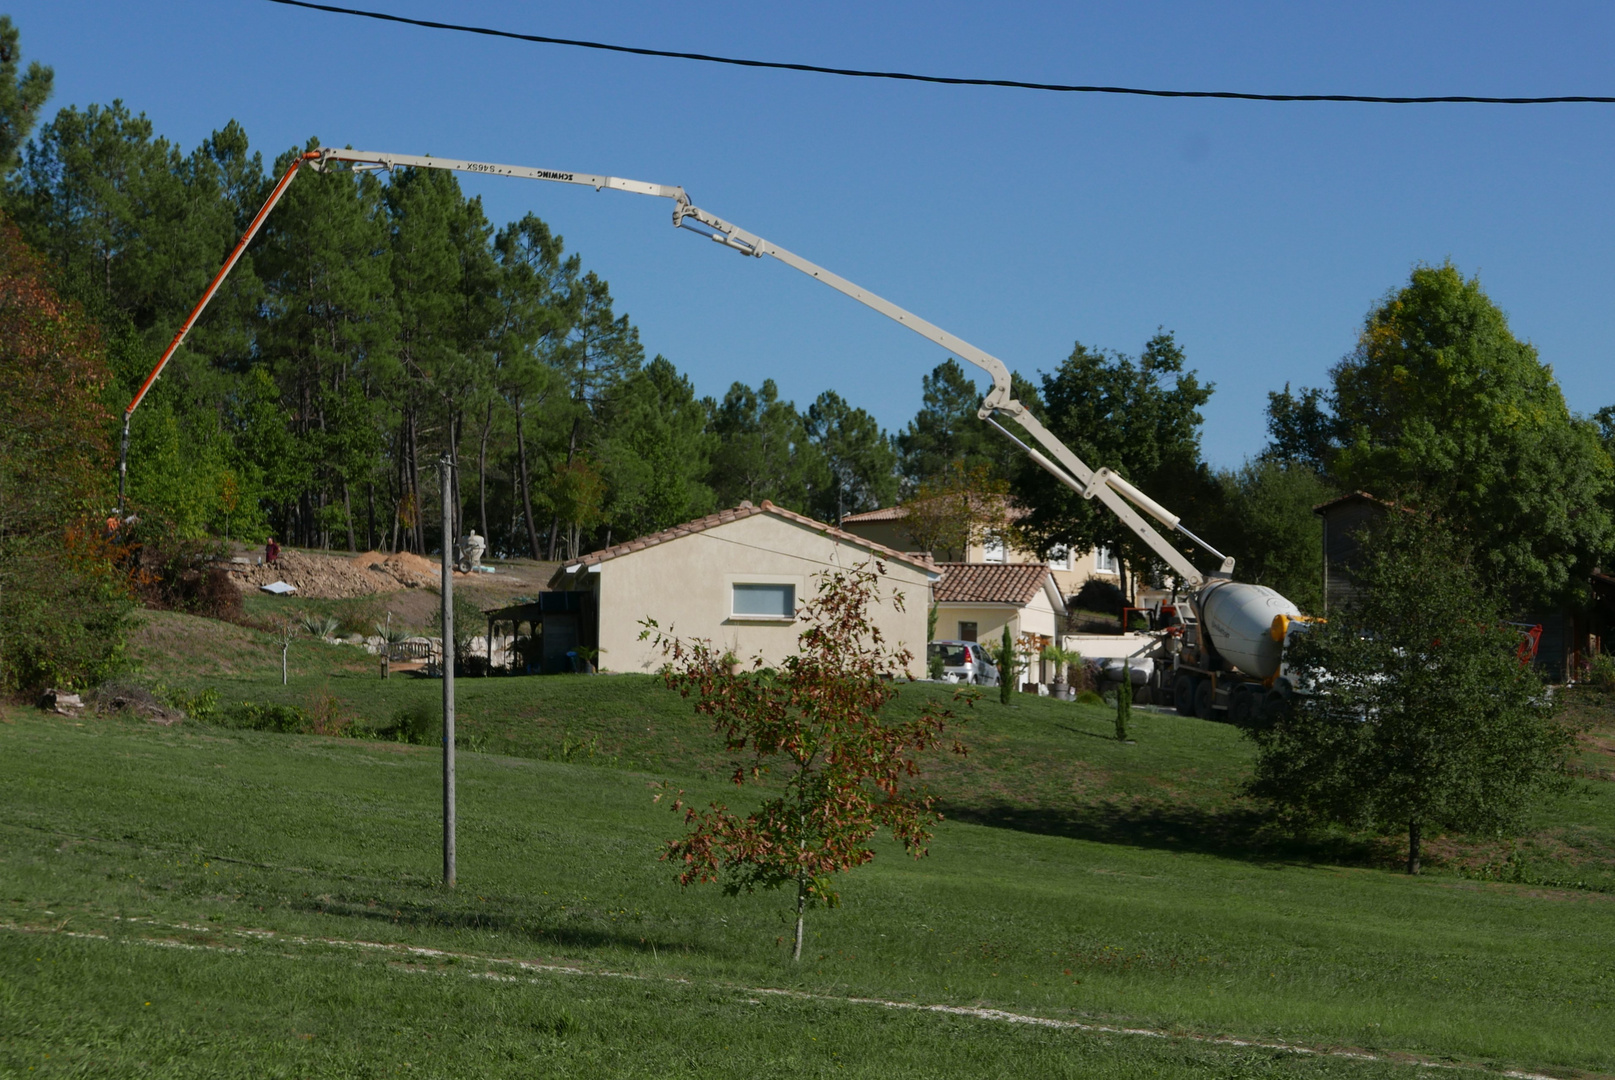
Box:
(1173, 673), (1197, 717)
(1260, 687), (1293, 726)
(1229, 687), (1255, 727)
(1193, 679), (1216, 720)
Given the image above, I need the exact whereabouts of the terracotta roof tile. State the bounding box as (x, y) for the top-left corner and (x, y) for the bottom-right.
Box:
(839, 505), (910, 523)
(840, 495), (1028, 526)
(933, 562), (1056, 606)
(549, 501), (939, 585)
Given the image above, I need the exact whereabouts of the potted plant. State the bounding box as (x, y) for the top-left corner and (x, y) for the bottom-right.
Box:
(1041, 644), (1081, 700)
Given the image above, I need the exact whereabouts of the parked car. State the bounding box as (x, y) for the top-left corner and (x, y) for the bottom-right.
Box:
(928, 640), (999, 685)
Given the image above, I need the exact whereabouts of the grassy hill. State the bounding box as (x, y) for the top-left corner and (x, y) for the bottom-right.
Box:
(2, 607), (1611, 1077)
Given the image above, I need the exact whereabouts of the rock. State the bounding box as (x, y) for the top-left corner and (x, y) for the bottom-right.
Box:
(39, 688), (84, 716)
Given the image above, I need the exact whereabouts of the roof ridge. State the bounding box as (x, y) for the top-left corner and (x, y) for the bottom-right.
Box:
(550, 501), (938, 580)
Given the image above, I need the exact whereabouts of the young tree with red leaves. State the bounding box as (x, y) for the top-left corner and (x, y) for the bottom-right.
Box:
(644, 560), (968, 960)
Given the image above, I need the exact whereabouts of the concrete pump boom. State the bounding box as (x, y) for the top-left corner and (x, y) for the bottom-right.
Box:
(117, 145), (1230, 586)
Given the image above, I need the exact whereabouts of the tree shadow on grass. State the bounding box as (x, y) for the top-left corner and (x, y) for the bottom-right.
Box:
(1050, 723), (1130, 743)
(289, 891), (700, 957)
(942, 798), (1380, 868)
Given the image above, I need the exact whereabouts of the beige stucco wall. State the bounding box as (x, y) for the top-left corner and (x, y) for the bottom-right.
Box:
(577, 513), (934, 676)
(936, 584), (1060, 646)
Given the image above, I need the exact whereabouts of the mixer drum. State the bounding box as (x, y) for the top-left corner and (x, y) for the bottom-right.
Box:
(1195, 580), (1301, 678)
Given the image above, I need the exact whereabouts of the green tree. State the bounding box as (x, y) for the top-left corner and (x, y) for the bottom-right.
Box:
(386, 165), (476, 552)
(900, 460), (1017, 562)
(895, 358), (1039, 491)
(1329, 263), (1614, 606)
(0, 15), (53, 179)
(1205, 460), (1333, 614)
(258, 141), (395, 550)
(12, 104), (257, 349)
(707, 379), (822, 513)
(548, 270), (642, 555)
(0, 216), (130, 694)
(645, 561), (965, 960)
(596, 355), (716, 540)
(489, 213), (576, 558)
(1015, 331), (1216, 596)
(1247, 514), (1575, 874)
(803, 389), (897, 523)
(997, 624), (1014, 705)
(1261, 382), (1335, 473)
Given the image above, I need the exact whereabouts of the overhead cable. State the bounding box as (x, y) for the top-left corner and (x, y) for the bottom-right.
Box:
(263, 0), (1615, 105)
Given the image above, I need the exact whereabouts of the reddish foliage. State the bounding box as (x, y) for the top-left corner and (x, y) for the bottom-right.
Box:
(0, 215), (131, 693)
(644, 560), (970, 939)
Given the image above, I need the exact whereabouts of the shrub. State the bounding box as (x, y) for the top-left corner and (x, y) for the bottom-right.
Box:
(302, 686), (351, 737)
(373, 700), (437, 745)
(130, 533), (243, 623)
(1585, 651), (1615, 693)
(1072, 578), (1126, 617)
(217, 700), (310, 733)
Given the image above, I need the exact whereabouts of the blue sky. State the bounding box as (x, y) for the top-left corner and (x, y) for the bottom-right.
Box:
(12, 1), (1614, 467)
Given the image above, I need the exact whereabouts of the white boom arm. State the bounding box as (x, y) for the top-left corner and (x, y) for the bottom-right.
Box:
(123, 144), (1227, 585)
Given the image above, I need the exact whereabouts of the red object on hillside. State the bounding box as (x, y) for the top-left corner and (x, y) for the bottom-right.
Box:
(265, 538), (280, 565)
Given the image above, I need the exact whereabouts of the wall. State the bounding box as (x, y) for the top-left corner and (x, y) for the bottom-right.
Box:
(574, 513), (933, 676)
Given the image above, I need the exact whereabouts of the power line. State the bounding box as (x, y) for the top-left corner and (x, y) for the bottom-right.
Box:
(263, 0), (1615, 105)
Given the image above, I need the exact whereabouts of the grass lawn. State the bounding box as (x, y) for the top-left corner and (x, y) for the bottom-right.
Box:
(1, 609), (1610, 1077)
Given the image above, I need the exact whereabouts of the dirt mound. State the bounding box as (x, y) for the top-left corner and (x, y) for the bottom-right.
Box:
(226, 548), (461, 599)
(354, 550), (442, 589)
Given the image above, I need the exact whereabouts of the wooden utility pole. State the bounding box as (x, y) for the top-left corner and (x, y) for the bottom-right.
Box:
(440, 454), (457, 889)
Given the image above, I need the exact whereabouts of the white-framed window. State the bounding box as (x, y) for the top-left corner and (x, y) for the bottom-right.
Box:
(1094, 545), (1118, 574)
(1048, 546), (1071, 571)
(731, 582), (796, 619)
(982, 535), (1006, 563)
(957, 621), (978, 642)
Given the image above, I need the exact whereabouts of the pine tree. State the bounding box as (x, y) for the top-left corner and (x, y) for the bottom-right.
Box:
(804, 389), (897, 523)
(708, 379), (822, 513)
(0, 15), (53, 179)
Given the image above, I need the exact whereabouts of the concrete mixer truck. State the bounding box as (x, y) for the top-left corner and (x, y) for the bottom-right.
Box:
(111, 144), (1305, 724)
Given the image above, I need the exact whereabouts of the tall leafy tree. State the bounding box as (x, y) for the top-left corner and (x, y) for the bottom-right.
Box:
(1328, 263), (1614, 605)
(11, 104), (252, 348)
(1248, 513), (1574, 874)
(1261, 383), (1335, 473)
(0, 216), (130, 693)
(804, 389), (898, 523)
(385, 165), (470, 552)
(1015, 331), (1215, 595)
(0, 15), (53, 179)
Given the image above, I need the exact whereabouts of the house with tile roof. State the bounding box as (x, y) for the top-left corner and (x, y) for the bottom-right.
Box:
(838, 501), (1120, 603)
(932, 561), (1067, 667)
(547, 500), (939, 675)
